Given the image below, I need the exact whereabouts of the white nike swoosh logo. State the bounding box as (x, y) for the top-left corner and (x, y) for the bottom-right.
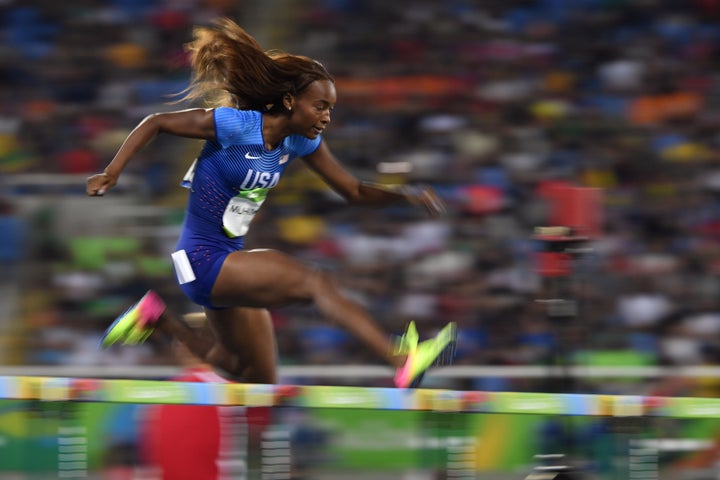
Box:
(245, 152), (261, 159)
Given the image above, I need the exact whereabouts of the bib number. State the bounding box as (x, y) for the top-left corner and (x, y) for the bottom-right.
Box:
(222, 188), (268, 238)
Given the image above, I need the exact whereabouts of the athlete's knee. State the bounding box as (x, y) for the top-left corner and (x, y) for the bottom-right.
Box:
(206, 343), (244, 378)
(307, 268), (337, 297)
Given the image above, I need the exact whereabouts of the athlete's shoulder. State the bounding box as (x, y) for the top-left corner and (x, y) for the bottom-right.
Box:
(214, 107), (261, 129)
(214, 108), (262, 147)
(285, 134), (322, 157)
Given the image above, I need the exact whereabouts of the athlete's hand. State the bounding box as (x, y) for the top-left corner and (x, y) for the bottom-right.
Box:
(406, 185), (447, 217)
(86, 172), (117, 196)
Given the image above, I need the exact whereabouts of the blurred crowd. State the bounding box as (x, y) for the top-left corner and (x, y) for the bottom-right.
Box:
(4, 0), (720, 395)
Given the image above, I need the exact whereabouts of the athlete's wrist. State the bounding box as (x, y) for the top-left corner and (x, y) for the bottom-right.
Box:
(103, 168), (120, 180)
(401, 184), (446, 216)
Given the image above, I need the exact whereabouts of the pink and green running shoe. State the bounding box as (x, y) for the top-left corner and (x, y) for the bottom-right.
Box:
(100, 290), (166, 349)
(394, 321), (457, 388)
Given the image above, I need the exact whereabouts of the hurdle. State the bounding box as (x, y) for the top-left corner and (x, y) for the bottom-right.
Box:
(1, 374), (719, 416)
(2, 375), (720, 479)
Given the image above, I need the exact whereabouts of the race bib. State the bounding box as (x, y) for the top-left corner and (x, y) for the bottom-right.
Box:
(222, 188), (268, 238)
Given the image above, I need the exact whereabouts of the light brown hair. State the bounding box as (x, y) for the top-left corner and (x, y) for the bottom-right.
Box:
(183, 18), (333, 112)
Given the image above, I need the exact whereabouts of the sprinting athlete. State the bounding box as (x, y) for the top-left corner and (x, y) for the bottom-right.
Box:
(86, 18), (456, 388)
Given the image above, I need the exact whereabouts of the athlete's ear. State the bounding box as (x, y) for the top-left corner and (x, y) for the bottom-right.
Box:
(283, 93), (294, 112)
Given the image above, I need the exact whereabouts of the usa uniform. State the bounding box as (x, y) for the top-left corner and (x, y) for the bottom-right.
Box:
(171, 107), (321, 308)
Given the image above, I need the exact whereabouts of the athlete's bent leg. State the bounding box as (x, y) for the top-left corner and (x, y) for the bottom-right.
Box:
(205, 307), (278, 384)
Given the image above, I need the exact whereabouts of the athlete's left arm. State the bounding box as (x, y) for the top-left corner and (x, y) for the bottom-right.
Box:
(301, 140), (446, 216)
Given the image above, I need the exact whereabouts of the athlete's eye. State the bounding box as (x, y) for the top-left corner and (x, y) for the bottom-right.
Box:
(315, 103), (333, 113)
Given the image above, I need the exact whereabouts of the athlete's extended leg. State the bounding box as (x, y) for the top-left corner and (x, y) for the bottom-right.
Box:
(210, 249), (457, 387)
(210, 249), (405, 368)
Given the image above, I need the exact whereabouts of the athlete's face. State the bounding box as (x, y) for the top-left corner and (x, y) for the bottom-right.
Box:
(289, 79), (336, 139)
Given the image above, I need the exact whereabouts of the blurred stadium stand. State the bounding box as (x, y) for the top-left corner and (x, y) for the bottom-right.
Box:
(4, 0), (720, 397)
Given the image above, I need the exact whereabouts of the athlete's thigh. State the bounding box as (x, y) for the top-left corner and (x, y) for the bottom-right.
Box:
(210, 248), (319, 308)
(204, 306), (278, 384)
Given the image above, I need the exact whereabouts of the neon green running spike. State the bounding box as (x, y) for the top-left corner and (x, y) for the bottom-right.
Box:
(123, 323), (154, 345)
(100, 290), (166, 349)
(394, 322), (457, 389)
(394, 321), (419, 356)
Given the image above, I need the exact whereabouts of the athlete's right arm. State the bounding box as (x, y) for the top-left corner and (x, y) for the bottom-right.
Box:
(86, 108), (216, 196)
